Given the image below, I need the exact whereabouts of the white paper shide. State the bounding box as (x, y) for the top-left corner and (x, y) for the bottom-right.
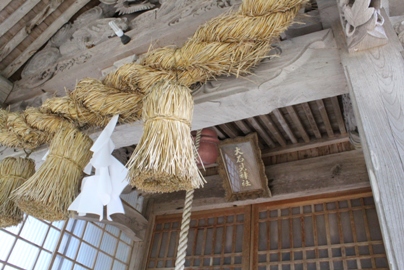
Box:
(68, 115), (129, 220)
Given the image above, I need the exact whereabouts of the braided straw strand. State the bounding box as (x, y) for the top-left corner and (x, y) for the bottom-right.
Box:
(0, 0), (305, 152)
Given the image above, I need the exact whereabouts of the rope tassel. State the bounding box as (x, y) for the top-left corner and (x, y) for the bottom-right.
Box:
(0, 157), (35, 228)
(127, 81), (205, 193)
(11, 128), (93, 221)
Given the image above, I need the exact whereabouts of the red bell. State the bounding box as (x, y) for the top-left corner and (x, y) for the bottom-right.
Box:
(191, 128), (219, 165)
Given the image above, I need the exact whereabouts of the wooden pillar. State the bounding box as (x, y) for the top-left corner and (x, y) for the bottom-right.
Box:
(318, 1), (404, 269)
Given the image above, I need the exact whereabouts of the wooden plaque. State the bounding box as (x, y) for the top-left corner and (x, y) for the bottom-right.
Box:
(218, 133), (271, 201)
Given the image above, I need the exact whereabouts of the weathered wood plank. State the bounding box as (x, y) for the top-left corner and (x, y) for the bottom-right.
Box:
(316, 99), (334, 137)
(218, 123), (239, 138)
(212, 126), (226, 140)
(233, 119), (266, 149)
(0, 0), (13, 12)
(272, 108), (298, 144)
(1, 0), (92, 78)
(0, 0), (42, 37)
(261, 134), (349, 158)
(152, 150), (370, 215)
(258, 114), (287, 147)
(6, 0), (242, 102)
(301, 102), (322, 139)
(318, 1), (404, 268)
(286, 106), (310, 143)
(246, 117), (275, 147)
(330, 96), (347, 135)
(0, 0), (64, 62)
(0, 75), (12, 103)
(233, 120), (251, 135)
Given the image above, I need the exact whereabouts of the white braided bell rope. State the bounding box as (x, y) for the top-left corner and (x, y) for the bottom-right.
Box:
(174, 129), (202, 270)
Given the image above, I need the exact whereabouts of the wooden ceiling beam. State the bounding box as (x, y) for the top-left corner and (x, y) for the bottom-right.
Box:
(153, 150), (370, 215)
(261, 133), (349, 158)
(301, 102), (322, 139)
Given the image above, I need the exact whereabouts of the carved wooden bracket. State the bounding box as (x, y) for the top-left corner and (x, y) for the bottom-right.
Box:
(70, 200), (148, 242)
(336, 0), (388, 53)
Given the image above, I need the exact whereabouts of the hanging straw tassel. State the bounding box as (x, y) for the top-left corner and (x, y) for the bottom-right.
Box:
(0, 157), (35, 228)
(127, 81), (205, 193)
(11, 128), (93, 221)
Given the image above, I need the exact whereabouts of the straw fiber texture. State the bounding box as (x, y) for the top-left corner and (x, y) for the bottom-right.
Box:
(11, 128), (93, 221)
(127, 81), (205, 193)
(0, 0), (304, 193)
(0, 157), (35, 228)
(0, 0), (304, 150)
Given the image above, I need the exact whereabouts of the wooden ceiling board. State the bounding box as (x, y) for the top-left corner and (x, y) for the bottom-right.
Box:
(213, 96), (348, 157)
(0, 1), (23, 24)
(0, 0), (14, 14)
(0, 0), (94, 79)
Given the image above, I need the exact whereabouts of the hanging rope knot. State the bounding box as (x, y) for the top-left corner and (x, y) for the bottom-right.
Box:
(145, 115), (191, 127)
(47, 154), (85, 172)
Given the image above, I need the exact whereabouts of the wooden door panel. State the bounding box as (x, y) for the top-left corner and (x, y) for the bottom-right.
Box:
(251, 192), (389, 270)
(147, 206), (251, 269)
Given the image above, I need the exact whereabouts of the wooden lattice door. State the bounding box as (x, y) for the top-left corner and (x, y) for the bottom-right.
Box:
(146, 206), (251, 269)
(147, 190), (388, 270)
(251, 192), (389, 270)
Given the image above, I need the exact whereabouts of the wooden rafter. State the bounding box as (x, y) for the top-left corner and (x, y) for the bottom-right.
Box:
(212, 127), (226, 140)
(330, 96), (347, 135)
(272, 109), (298, 144)
(301, 102), (322, 139)
(316, 99), (334, 137)
(233, 120), (251, 135)
(0, 0), (65, 63)
(1, 0), (92, 78)
(246, 117), (275, 148)
(0, 0), (13, 12)
(258, 114), (287, 147)
(0, 0), (42, 37)
(286, 105), (310, 143)
(218, 123), (239, 138)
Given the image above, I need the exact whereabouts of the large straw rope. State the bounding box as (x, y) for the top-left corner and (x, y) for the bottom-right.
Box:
(0, 0), (305, 151)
